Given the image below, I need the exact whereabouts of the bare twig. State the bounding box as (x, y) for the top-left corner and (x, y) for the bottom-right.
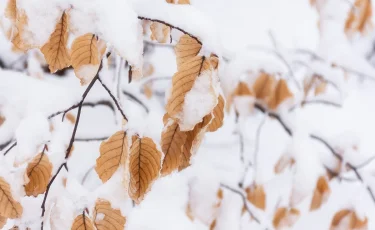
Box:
(3, 142), (17, 156)
(138, 16), (202, 45)
(75, 137), (109, 142)
(289, 99), (342, 112)
(81, 165), (95, 185)
(353, 155), (375, 169)
(122, 90), (149, 113)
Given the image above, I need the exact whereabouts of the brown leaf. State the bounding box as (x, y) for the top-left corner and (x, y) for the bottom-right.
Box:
(209, 219), (216, 230)
(345, 0), (372, 35)
(245, 184), (266, 210)
(0, 116), (5, 127)
(95, 131), (128, 183)
(161, 121), (187, 176)
(314, 81), (327, 96)
(0, 216), (6, 229)
(268, 79), (293, 110)
(150, 22), (170, 43)
(71, 213), (95, 230)
(166, 56), (212, 119)
(179, 114), (212, 171)
(174, 35), (202, 69)
(24, 153), (52, 197)
(207, 95), (225, 132)
(65, 113), (76, 124)
(310, 176), (330, 211)
(5, 0), (16, 23)
(41, 12), (71, 73)
(178, 0), (190, 4)
(0, 177), (23, 218)
(71, 33), (100, 85)
(273, 207), (300, 230)
(93, 199), (126, 230)
(143, 83), (153, 99)
(274, 154), (294, 174)
(253, 72), (276, 101)
(330, 209), (368, 230)
(129, 136), (162, 203)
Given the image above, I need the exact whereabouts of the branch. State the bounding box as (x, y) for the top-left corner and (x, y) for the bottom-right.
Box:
(75, 137), (109, 142)
(122, 90), (149, 113)
(0, 139), (13, 151)
(3, 142), (17, 156)
(289, 99), (342, 112)
(220, 184), (262, 225)
(138, 16), (202, 45)
(98, 77), (128, 121)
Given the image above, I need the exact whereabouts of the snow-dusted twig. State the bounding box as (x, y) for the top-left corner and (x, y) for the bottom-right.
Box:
(122, 90), (149, 113)
(289, 99), (342, 112)
(75, 137), (109, 142)
(353, 155), (375, 169)
(138, 16), (202, 44)
(220, 183), (262, 225)
(98, 77), (128, 121)
(81, 165), (95, 185)
(0, 139), (13, 151)
(3, 141), (17, 156)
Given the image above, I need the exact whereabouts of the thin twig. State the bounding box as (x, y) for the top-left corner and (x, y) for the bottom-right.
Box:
(98, 77), (128, 121)
(289, 99), (342, 112)
(0, 139), (13, 151)
(353, 155), (375, 169)
(122, 90), (150, 113)
(138, 16), (202, 45)
(81, 165), (95, 185)
(75, 137), (109, 142)
(3, 142), (17, 156)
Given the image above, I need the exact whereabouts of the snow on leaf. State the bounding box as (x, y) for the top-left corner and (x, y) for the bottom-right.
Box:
(330, 209), (368, 230)
(310, 176), (330, 211)
(71, 213), (95, 230)
(93, 199), (126, 230)
(24, 152), (52, 197)
(95, 131), (128, 183)
(274, 153), (294, 174)
(5, 0), (17, 23)
(273, 207), (300, 230)
(128, 136), (162, 203)
(161, 120), (187, 176)
(345, 0), (372, 36)
(150, 22), (170, 43)
(268, 79), (293, 110)
(41, 11), (71, 73)
(0, 177), (23, 219)
(252, 72), (276, 102)
(71, 33), (100, 85)
(245, 184), (266, 210)
(0, 216), (6, 228)
(314, 80), (327, 96)
(174, 34), (202, 69)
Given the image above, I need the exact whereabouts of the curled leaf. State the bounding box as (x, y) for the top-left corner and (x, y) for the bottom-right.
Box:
(273, 207), (300, 230)
(345, 0), (372, 35)
(253, 72), (276, 101)
(0, 177), (23, 218)
(71, 33), (100, 85)
(330, 209), (368, 230)
(207, 95), (225, 132)
(268, 79), (293, 110)
(93, 199), (126, 230)
(245, 184), (266, 210)
(175, 34), (202, 69)
(161, 121), (187, 176)
(24, 153), (53, 197)
(41, 12), (71, 73)
(129, 136), (162, 203)
(150, 22), (170, 43)
(95, 131), (128, 183)
(274, 154), (294, 174)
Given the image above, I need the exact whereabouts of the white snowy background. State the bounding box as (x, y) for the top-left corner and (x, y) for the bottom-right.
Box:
(1, 0), (375, 229)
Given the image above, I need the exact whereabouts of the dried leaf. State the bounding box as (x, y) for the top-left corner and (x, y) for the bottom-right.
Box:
(93, 199), (126, 230)
(179, 114), (212, 171)
(71, 213), (95, 230)
(268, 79), (293, 110)
(207, 95), (225, 132)
(65, 113), (76, 124)
(245, 184), (266, 210)
(71, 33), (100, 85)
(129, 136), (162, 203)
(345, 0), (372, 35)
(41, 12), (71, 73)
(330, 209), (368, 230)
(0, 116), (5, 127)
(209, 219), (216, 230)
(150, 22), (170, 43)
(310, 176), (330, 211)
(161, 121), (187, 176)
(178, 0), (190, 4)
(314, 81), (327, 96)
(175, 35), (202, 69)
(95, 131), (128, 183)
(5, 0), (16, 23)
(0, 216), (6, 229)
(253, 72), (276, 101)
(143, 83), (153, 99)
(24, 153), (52, 197)
(0, 177), (23, 218)
(274, 154), (294, 174)
(273, 207), (300, 230)
(166, 56), (212, 119)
